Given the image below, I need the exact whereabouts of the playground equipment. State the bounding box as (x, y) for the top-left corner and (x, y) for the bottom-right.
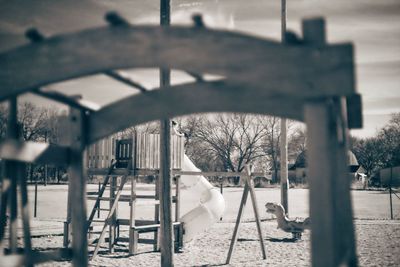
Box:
(266, 202), (310, 240)
(0, 6), (362, 267)
(72, 133), (225, 257)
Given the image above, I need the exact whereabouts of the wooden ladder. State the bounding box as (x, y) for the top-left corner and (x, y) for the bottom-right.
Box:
(90, 162), (132, 259)
(86, 160), (116, 234)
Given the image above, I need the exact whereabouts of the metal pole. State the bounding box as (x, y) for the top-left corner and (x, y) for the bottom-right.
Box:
(390, 167), (393, 219)
(280, 0), (289, 215)
(44, 131), (48, 186)
(34, 174), (38, 217)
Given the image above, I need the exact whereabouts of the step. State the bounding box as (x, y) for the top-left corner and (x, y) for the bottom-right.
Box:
(117, 219), (155, 226)
(97, 208), (110, 211)
(117, 237), (156, 245)
(134, 222), (182, 233)
(88, 219), (106, 223)
(87, 195), (131, 202)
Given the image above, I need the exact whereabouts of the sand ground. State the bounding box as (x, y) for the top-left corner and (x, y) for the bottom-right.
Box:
(5, 184), (400, 266)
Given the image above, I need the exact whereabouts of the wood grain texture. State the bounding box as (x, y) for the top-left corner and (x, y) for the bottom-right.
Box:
(303, 18), (357, 267)
(67, 109), (88, 267)
(88, 81), (305, 143)
(0, 24), (354, 101)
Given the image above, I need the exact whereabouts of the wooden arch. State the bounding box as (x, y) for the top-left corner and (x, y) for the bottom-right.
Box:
(0, 17), (360, 267)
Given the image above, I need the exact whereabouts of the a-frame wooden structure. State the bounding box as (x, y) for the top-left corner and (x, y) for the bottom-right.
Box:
(0, 10), (361, 267)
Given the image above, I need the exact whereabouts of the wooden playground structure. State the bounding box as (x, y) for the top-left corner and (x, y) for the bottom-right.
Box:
(0, 1), (363, 266)
(63, 133), (185, 257)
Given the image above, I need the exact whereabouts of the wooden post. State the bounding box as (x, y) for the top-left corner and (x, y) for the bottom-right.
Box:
(18, 162), (33, 265)
(279, 0), (289, 215)
(68, 108), (88, 267)
(129, 175), (137, 255)
(175, 176), (180, 222)
(159, 0), (174, 266)
(7, 97), (18, 253)
(226, 167), (266, 264)
(226, 178), (249, 264)
(159, 119), (174, 266)
(97, 182), (101, 218)
(109, 176), (117, 253)
(246, 168), (267, 260)
(303, 18), (357, 267)
(154, 175), (160, 251)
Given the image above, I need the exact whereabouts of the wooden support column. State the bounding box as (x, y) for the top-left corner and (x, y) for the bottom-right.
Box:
(279, 0), (289, 215)
(154, 174), (160, 251)
(303, 18), (357, 267)
(17, 162), (33, 266)
(159, 118), (174, 266)
(109, 176), (117, 253)
(67, 108), (88, 267)
(129, 175), (137, 255)
(7, 97), (19, 253)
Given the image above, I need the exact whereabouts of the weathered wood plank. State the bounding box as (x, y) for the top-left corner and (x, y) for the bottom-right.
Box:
(87, 168), (268, 178)
(0, 139), (70, 165)
(226, 178), (250, 264)
(305, 100), (357, 267)
(0, 23), (354, 101)
(67, 108), (88, 267)
(6, 97), (18, 253)
(88, 81), (305, 143)
(303, 18), (357, 267)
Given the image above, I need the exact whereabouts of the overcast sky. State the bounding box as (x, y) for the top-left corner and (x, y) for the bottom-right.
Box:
(0, 0), (399, 138)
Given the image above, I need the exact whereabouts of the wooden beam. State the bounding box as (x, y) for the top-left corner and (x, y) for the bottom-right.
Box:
(104, 70), (148, 93)
(87, 168), (268, 178)
(0, 23), (354, 101)
(303, 18), (357, 267)
(88, 81), (305, 143)
(0, 139), (70, 165)
(33, 90), (98, 111)
(159, 1), (174, 264)
(67, 108), (88, 267)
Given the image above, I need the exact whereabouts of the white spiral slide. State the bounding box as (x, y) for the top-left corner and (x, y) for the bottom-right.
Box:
(179, 155), (226, 242)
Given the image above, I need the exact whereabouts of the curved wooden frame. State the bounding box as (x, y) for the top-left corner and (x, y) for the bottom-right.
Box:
(0, 25), (354, 102)
(89, 81), (304, 142)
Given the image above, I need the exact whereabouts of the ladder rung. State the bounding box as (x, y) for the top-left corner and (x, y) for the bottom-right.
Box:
(87, 196), (111, 201)
(135, 194), (156, 199)
(138, 238), (157, 244)
(89, 219), (106, 223)
(117, 219), (155, 226)
(97, 208), (110, 211)
(132, 222), (182, 233)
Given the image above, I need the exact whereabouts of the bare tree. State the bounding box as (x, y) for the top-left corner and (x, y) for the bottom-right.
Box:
(182, 113), (267, 184)
(378, 112), (400, 168)
(289, 126), (307, 159)
(352, 137), (385, 176)
(18, 102), (49, 141)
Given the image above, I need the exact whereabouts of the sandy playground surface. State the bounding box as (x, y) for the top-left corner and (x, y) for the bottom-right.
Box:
(6, 185), (400, 266)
